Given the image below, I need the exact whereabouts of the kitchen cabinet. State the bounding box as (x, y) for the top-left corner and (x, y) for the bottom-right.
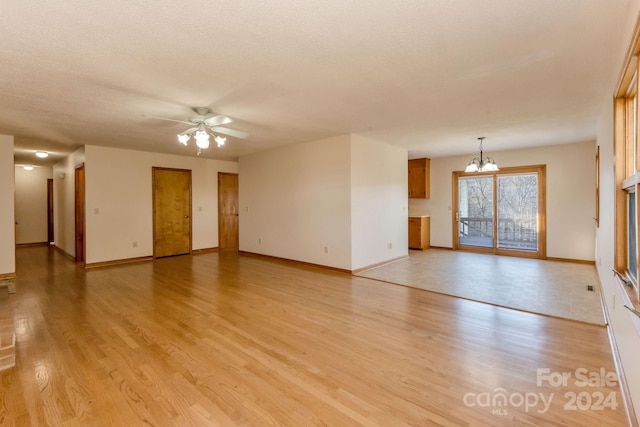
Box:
(409, 216), (430, 250)
(408, 158), (430, 198)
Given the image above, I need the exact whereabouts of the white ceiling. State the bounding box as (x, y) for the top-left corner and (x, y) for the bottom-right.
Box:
(4, 1), (633, 167)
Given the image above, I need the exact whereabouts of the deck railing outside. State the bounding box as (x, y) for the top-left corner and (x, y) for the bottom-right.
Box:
(459, 216), (537, 250)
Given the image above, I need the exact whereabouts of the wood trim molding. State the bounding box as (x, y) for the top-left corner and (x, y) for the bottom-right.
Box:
(193, 247), (219, 255)
(545, 257), (596, 265)
(351, 255), (409, 274)
(16, 242), (49, 248)
(0, 273), (16, 281)
(428, 245), (453, 251)
(53, 245), (76, 262)
(614, 98), (628, 271)
(239, 251), (351, 274)
(85, 256), (153, 270)
(616, 12), (640, 98)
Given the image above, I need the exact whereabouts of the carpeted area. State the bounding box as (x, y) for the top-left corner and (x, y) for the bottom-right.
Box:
(356, 249), (605, 325)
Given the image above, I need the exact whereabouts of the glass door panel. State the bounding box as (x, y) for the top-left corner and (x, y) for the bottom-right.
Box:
(458, 176), (494, 248)
(497, 173), (538, 252)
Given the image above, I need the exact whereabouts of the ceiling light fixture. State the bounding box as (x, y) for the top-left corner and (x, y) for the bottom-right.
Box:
(178, 123), (228, 155)
(465, 137), (499, 172)
(23, 165), (34, 171)
(161, 108), (248, 156)
(194, 124), (210, 151)
(35, 151), (49, 158)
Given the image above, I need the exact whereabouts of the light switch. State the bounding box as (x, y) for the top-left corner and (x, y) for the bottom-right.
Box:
(94, 208), (100, 214)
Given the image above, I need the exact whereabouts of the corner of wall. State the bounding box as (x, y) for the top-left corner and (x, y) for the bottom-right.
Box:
(0, 135), (16, 276)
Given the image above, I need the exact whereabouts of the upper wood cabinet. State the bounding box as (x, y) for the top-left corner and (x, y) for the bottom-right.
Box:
(408, 158), (430, 198)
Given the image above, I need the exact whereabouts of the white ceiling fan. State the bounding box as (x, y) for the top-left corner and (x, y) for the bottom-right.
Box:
(147, 107), (249, 155)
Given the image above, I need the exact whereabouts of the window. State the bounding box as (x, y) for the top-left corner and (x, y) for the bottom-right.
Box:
(614, 36), (640, 307)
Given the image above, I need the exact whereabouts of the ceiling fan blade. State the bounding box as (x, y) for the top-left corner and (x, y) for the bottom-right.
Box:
(182, 127), (198, 135)
(204, 115), (232, 127)
(143, 115), (194, 126)
(210, 126), (249, 139)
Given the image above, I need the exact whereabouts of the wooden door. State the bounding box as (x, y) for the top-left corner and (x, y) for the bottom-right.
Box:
(75, 165), (85, 263)
(47, 178), (54, 243)
(218, 172), (239, 250)
(153, 168), (192, 258)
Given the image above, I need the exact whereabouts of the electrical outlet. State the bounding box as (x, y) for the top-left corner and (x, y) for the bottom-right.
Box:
(324, 246), (329, 254)
(387, 243), (393, 249)
(258, 238), (262, 245)
(132, 242), (138, 248)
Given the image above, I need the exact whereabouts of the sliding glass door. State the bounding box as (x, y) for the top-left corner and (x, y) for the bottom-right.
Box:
(457, 176), (494, 248)
(454, 166), (546, 258)
(497, 173), (538, 251)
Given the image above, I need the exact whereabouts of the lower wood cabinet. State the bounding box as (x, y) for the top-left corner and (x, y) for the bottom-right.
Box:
(409, 216), (430, 250)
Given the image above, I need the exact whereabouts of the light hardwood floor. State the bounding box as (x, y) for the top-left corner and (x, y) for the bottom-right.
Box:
(0, 247), (630, 426)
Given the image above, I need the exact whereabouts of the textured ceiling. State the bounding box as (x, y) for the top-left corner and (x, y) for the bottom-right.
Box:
(3, 1), (633, 167)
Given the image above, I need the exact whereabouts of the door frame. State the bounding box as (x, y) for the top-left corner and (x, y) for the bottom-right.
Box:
(152, 167), (193, 258)
(75, 164), (85, 264)
(452, 164), (547, 259)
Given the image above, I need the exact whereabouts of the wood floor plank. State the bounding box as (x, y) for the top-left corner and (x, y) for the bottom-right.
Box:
(0, 247), (630, 426)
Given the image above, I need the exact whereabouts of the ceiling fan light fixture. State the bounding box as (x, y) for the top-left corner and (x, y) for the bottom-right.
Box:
(195, 130), (210, 149)
(155, 108), (248, 155)
(214, 135), (226, 147)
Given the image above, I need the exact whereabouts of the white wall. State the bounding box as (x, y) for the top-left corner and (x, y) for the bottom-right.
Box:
(14, 166), (53, 244)
(53, 146), (85, 257)
(0, 135), (15, 277)
(84, 145), (238, 264)
(351, 134), (408, 270)
(239, 135), (353, 270)
(239, 134), (407, 271)
(595, 0), (640, 418)
(409, 140), (596, 261)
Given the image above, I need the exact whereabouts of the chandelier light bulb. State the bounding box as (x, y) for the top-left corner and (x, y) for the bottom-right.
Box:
(195, 130), (210, 149)
(177, 134), (190, 145)
(214, 136), (226, 147)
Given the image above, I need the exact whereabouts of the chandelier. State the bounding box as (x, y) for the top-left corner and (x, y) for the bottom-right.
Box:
(464, 137), (499, 172)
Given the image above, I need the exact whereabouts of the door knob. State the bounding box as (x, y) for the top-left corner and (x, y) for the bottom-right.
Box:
(184, 215), (189, 219)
